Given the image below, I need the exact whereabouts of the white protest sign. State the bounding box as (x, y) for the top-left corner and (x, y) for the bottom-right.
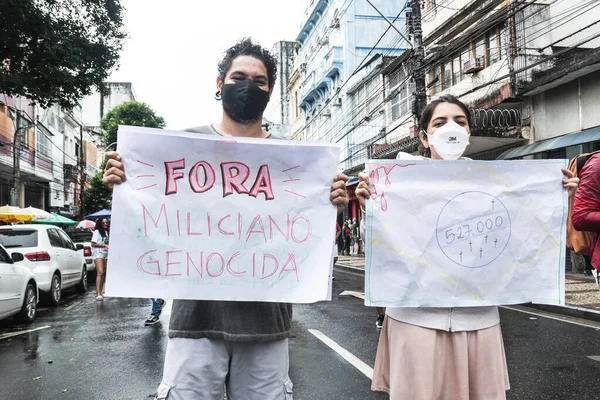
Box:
(106, 126), (340, 303)
(365, 159), (568, 307)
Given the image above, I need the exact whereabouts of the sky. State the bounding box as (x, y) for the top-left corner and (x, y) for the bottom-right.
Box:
(109, 0), (308, 130)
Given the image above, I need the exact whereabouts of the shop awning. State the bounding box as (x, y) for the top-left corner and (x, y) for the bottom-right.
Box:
(497, 126), (600, 160)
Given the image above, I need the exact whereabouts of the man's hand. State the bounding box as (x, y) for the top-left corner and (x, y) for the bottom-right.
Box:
(103, 152), (126, 191)
(330, 174), (349, 214)
(355, 172), (371, 209)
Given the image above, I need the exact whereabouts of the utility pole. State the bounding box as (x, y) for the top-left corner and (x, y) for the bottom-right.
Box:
(12, 97), (22, 207)
(79, 125), (86, 218)
(411, 0), (427, 121)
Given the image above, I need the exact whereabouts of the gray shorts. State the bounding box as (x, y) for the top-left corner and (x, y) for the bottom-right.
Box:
(156, 337), (293, 400)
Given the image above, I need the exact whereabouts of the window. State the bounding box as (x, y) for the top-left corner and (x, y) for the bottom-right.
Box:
(499, 23), (508, 60)
(365, 76), (381, 115)
(461, 47), (472, 78)
(75, 142), (80, 160)
(36, 127), (52, 157)
(57, 229), (75, 250)
(475, 36), (486, 66)
(433, 65), (442, 94)
(488, 29), (499, 65)
(388, 67), (410, 122)
(294, 91), (299, 118)
(47, 229), (62, 248)
(443, 63), (452, 89)
(0, 246), (11, 263)
(0, 229), (38, 248)
(452, 55), (461, 85)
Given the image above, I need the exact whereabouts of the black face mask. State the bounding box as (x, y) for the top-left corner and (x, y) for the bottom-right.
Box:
(221, 79), (270, 124)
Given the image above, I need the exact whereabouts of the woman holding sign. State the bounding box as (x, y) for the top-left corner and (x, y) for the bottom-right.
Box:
(355, 95), (579, 400)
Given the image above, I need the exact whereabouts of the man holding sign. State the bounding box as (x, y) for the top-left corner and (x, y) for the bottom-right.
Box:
(103, 39), (348, 400)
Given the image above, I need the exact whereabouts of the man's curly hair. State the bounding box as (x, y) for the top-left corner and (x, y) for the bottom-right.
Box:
(218, 38), (278, 90)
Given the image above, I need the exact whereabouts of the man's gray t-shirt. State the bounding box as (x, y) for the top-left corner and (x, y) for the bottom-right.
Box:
(168, 125), (292, 342)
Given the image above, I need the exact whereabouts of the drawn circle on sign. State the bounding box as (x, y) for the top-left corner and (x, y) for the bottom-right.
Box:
(435, 191), (511, 269)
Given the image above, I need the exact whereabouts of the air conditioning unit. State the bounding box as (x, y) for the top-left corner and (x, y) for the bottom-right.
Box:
(322, 108), (332, 117)
(463, 57), (485, 74)
(332, 97), (342, 107)
(319, 37), (329, 46)
(330, 18), (340, 29)
(300, 63), (307, 71)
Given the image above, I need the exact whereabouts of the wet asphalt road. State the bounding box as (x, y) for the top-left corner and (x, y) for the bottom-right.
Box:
(2, 268), (600, 399)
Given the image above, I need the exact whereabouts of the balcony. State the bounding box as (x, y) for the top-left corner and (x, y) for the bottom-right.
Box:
(64, 164), (78, 183)
(463, 57), (485, 74)
(299, 46), (344, 110)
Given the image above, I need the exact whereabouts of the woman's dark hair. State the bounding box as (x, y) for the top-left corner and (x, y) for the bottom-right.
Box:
(418, 95), (472, 158)
(218, 38), (278, 90)
(95, 218), (108, 236)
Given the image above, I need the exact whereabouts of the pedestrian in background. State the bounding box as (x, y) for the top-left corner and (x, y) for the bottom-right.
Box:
(342, 221), (351, 255)
(145, 299), (166, 326)
(91, 218), (109, 301)
(573, 152), (600, 288)
(355, 95), (579, 400)
(350, 218), (358, 255)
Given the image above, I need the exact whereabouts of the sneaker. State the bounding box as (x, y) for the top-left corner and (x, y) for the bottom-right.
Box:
(95, 295), (103, 301)
(376, 314), (384, 329)
(145, 314), (160, 326)
(593, 269), (600, 289)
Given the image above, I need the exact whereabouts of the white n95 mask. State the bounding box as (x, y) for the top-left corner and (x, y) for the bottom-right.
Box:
(426, 120), (470, 160)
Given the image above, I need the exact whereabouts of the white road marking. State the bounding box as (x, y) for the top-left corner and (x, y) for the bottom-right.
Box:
(587, 356), (600, 362)
(64, 301), (81, 311)
(339, 290), (365, 300)
(308, 329), (373, 379)
(0, 325), (51, 340)
(502, 305), (600, 330)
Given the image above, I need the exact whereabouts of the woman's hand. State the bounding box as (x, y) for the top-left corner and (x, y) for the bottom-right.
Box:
(562, 168), (579, 198)
(330, 174), (349, 214)
(355, 172), (372, 209)
(103, 152), (126, 190)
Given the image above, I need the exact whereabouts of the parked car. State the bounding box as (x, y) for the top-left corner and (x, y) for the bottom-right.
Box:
(65, 229), (94, 274)
(0, 225), (87, 306)
(0, 244), (38, 323)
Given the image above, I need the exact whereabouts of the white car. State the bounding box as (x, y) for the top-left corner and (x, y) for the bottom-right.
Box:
(0, 225), (87, 306)
(0, 245), (38, 323)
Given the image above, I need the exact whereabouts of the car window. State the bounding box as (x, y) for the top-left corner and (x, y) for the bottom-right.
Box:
(65, 229), (93, 243)
(57, 230), (75, 250)
(0, 246), (11, 263)
(47, 229), (63, 248)
(0, 229), (38, 248)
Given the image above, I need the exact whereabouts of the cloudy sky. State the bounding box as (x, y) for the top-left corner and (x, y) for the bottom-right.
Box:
(109, 0), (307, 130)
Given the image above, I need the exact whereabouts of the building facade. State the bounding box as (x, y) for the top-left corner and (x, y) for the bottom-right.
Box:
(264, 41), (296, 138)
(294, 0), (408, 150)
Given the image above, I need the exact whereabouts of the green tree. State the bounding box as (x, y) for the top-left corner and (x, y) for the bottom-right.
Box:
(82, 101), (165, 215)
(82, 161), (111, 217)
(100, 101), (166, 148)
(0, 0), (126, 109)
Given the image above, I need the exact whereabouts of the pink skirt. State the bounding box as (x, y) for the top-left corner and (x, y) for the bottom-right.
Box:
(372, 317), (510, 400)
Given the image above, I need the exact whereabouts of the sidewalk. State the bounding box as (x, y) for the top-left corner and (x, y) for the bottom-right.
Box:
(336, 254), (600, 315)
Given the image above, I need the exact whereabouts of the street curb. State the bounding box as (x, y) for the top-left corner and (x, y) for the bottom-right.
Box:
(334, 264), (600, 323)
(334, 263), (365, 273)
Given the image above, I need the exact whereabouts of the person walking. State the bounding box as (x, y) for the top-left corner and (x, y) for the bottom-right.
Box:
(91, 218), (109, 301)
(355, 95), (579, 400)
(145, 298), (166, 326)
(342, 221), (351, 256)
(350, 218), (358, 255)
(103, 38), (349, 400)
